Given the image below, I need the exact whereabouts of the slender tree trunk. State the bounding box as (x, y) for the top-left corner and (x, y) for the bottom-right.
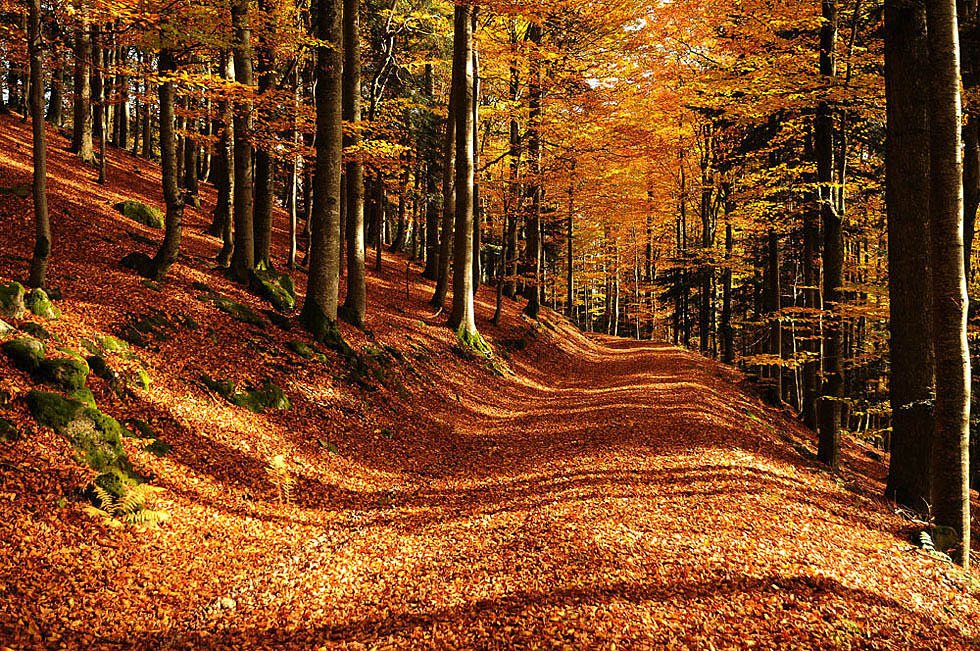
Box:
(71, 11), (95, 163)
(471, 19), (482, 289)
(340, 0), (367, 328)
(47, 50), (64, 126)
(963, 113), (980, 279)
(817, 0), (843, 471)
(447, 4), (480, 342)
(184, 99), (201, 207)
(300, 0), (344, 341)
(93, 25), (107, 185)
(431, 69), (458, 309)
(149, 49), (184, 280)
(884, 0), (935, 511)
(28, 0), (49, 288)
(211, 52), (235, 268)
(523, 22), (543, 320)
(721, 187), (734, 364)
(926, 0), (971, 568)
(422, 65), (441, 280)
(230, 0), (256, 282)
(253, 0), (276, 268)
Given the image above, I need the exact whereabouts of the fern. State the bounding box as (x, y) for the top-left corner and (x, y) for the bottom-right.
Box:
(83, 484), (169, 529)
(266, 455), (296, 507)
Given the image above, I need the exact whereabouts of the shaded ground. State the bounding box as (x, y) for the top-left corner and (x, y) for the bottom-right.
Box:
(1, 114), (980, 650)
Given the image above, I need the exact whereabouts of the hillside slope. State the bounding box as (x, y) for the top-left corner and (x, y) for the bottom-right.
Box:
(2, 114), (980, 649)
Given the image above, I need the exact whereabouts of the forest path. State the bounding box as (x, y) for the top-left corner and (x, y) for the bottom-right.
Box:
(166, 337), (976, 650)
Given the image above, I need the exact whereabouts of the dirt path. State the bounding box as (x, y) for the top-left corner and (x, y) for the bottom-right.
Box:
(142, 338), (978, 650)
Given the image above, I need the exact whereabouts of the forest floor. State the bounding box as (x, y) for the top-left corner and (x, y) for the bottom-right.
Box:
(3, 113), (980, 650)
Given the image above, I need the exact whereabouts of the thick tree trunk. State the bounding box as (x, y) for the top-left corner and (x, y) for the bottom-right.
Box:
(340, 0), (367, 329)
(253, 0), (276, 268)
(817, 0), (843, 471)
(431, 70), (457, 309)
(149, 49), (184, 280)
(300, 0), (344, 340)
(211, 52), (235, 268)
(884, 0), (936, 512)
(47, 51), (64, 126)
(963, 113), (980, 279)
(447, 5), (480, 342)
(184, 102), (200, 207)
(28, 0), (49, 288)
(421, 65), (441, 280)
(230, 0), (256, 282)
(926, 0), (971, 568)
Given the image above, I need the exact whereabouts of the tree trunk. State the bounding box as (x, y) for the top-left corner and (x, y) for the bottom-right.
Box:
(884, 0), (936, 512)
(817, 0), (843, 471)
(340, 0), (367, 328)
(431, 67), (458, 309)
(149, 49), (184, 280)
(230, 0), (256, 282)
(447, 4), (480, 342)
(184, 100), (201, 207)
(421, 64), (441, 280)
(300, 0), (344, 341)
(71, 12), (95, 163)
(926, 0), (971, 568)
(253, 0), (276, 268)
(47, 50), (64, 126)
(523, 22), (543, 320)
(28, 0), (49, 289)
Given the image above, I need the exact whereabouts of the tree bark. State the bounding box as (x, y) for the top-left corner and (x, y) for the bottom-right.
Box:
(340, 0), (366, 329)
(71, 10), (95, 163)
(230, 0), (256, 282)
(884, 0), (936, 512)
(149, 49), (184, 280)
(28, 0), (49, 288)
(300, 0), (344, 340)
(447, 4), (480, 341)
(926, 0), (971, 568)
(253, 0), (276, 268)
(817, 0), (843, 471)
(523, 22), (543, 320)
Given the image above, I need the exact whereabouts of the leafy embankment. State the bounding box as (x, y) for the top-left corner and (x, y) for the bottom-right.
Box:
(1, 114), (980, 649)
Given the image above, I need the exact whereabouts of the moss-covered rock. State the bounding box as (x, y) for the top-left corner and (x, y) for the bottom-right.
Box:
(26, 390), (82, 431)
(0, 182), (30, 199)
(97, 335), (129, 353)
(212, 297), (266, 328)
(288, 340), (315, 359)
(128, 368), (151, 392)
(143, 439), (172, 457)
(0, 319), (13, 336)
(250, 264), (296, 312)
(2, 337), (46, 373)
(70, 387), (97, 408)
(115, 200), (164, 229)
(232, 381), (292, 413)
(119, 310), (180, 348)
(19, 322), (52, 340)
(38, 357), (90, 391)
(202, 374), (236, 399)
(26, 288), (61, 320)
(0, 417), (20, 442)
(0, 281), (25, 319)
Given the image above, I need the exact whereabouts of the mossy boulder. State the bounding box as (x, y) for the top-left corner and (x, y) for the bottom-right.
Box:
(0, 417), (20, 442)
(97, 336), (129, 353)
(39, 357), (90, 391)
(115, 200), (164, 229)
(288, 340), (315, 359)
(0, 319), (13, 337)
(212, 297), (266, 328)
(19, 322), (52, 340)
(0, 281), (25, 319)
(2, 337), (46, 373)
(232, 381), (291, 413)
(128, 368), (151, 392)
(119, 310), (180, 347)
(26, 390), (139, 497)
(70, 387), (97, 408)
(202, 374), (236, 399)
(250, 265), (296, 312)
(26, 288), (61, 321)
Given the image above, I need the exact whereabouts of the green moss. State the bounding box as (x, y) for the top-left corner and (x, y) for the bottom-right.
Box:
(288, 340), (315, 359)
(231, 381), (292, 413)
(143, 439), (172, 457)
(212, 297), (266, 328)
(456, 325), (493, 358)
(70, 387), (97, 408)
(250, 265), (296, 312)
(0, 281), (25, 319)
(2, 337), (46, 373)
(0, 417), (20, 442)
(202, 374), (236, 399)
(26, 390), (83, 431)
(26, 288), (61, 321)
(0, 319), (13, 336)
(115, 200), (164, 229)
(140, 279), (162, 292)
(127, 368), (151, 392)
(19, 322), (52, 340)
(38, 357), (90, 391)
